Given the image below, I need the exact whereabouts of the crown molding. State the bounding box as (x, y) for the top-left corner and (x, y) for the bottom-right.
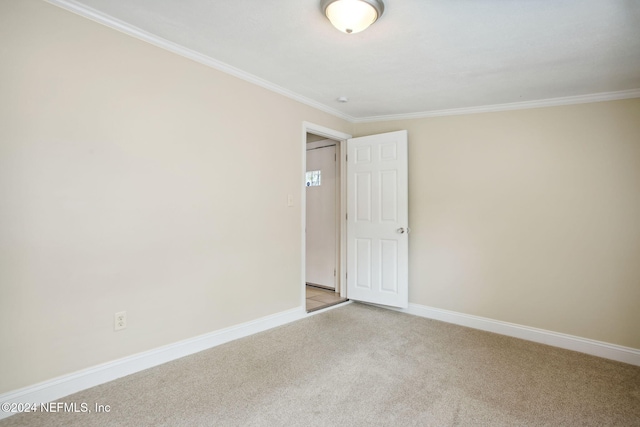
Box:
(353, 88), (640, 123)
(43, 1), (640, 125)
(44, 0), (356, 123)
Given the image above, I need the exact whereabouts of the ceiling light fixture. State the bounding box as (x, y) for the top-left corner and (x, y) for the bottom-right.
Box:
(321, 0), (385, 34)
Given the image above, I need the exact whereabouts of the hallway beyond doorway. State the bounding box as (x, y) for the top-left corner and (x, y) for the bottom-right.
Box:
(305, 285), (347, 312)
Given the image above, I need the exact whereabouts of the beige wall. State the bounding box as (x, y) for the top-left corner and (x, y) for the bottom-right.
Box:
(355, 99), (640, 349)
(2, 0), (639, 397)
(0, 0), (351, 393)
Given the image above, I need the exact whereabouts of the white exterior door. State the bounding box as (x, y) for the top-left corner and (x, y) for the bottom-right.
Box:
(306, 145), (337, 289)
(347, 130), (408, 308)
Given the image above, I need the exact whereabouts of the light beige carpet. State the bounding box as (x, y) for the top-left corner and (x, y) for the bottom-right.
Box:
(3, 303), (639, 426)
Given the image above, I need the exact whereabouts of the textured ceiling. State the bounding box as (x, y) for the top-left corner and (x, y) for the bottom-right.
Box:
(56, 0), (640, 120)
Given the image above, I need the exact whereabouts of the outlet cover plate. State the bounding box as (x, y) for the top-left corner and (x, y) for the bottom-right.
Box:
(114, 311), (127, 331)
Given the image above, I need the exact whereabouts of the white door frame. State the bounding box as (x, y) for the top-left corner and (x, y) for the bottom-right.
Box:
(301, 122), (351, 310)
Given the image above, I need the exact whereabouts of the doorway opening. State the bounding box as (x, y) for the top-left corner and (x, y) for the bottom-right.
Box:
(302, 124), (410, 312)
(302, 123), (350, 312)
(305, 134), (346, 311)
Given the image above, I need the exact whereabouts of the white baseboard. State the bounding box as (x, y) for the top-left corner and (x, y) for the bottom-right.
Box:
(3, 302), (637, 420)
(0, 306), (307, 420)
(396, 303), (640, 366)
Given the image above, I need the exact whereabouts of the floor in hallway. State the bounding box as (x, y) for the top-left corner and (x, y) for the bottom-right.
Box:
(305, 285), (347, 312)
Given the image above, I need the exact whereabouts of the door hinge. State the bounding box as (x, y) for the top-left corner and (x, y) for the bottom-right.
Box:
(346, 213), (348, 220)
(334, 269), (336, 277)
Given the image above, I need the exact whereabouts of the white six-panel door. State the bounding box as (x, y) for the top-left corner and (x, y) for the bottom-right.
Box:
(347, 130), (408, 308)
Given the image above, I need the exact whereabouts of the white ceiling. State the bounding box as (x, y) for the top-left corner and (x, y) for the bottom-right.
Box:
(55, 0), (640, 121)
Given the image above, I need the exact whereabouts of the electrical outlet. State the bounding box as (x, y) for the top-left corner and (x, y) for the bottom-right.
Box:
(114, 311), (126, 331)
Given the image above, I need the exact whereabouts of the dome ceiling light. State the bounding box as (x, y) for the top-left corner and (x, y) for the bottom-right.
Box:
(321, 0), (385, 34)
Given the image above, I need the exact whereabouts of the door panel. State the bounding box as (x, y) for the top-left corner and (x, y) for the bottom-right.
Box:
(347, 130), (408, 308)
(380, 239), (398, 292)
(380, 170), (397, 221)
(355, 172), (372, 221)
(355, 238), (372, 289)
